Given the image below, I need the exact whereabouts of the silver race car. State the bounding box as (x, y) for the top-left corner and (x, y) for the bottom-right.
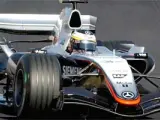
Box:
(0, 0), (158, 118)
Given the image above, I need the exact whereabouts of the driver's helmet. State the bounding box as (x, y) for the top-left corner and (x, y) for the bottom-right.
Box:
(69, 30), (97, 53)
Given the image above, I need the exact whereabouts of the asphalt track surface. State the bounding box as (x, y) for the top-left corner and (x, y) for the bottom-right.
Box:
(0, 0), (160, 119)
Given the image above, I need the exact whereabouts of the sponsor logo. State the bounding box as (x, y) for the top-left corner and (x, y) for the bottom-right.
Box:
(103, 60), (114, 63)
(34, 50), (47, 54)
(110, 70), (128, 73)
(116, 81), (132, 85)
(117, 81), (133, 87)
(63, 66), (82, 75)
(134, 53), (148, 58)
(138, 53), (147, 57)
(85, 31), (91, 35)
(112, 74), (127, 78)
(122, 91), (135, 99)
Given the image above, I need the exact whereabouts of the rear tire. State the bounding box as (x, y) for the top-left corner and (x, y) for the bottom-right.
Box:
(13, 54), (61, 117)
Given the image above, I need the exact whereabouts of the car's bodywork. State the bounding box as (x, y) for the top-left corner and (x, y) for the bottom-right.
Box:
(0, 0), (159, 118)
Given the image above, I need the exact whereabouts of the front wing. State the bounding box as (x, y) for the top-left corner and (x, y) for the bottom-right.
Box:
(61, 87), (160, 118)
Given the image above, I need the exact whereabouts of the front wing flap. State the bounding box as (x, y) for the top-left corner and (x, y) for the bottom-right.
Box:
(62, 87), (160, 118)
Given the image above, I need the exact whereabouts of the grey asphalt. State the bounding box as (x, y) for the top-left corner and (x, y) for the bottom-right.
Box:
(0, 0), (160, 119)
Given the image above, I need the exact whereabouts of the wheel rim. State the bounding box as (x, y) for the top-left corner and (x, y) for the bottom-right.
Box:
(15, 69), (24, 107)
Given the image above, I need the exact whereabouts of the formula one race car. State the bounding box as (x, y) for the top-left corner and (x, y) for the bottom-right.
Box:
(0, 0), (159, 118)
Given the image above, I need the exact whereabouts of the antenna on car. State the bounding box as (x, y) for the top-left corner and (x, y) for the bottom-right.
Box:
(59, 0), (88, 9)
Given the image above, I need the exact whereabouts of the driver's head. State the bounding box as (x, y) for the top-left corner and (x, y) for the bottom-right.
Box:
(68, 30), (97, 53)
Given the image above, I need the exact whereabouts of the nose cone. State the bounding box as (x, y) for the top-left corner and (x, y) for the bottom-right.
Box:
(101, 57), (141, 106)
(88, 55), (141, 106)
(105, 77), (141, 106)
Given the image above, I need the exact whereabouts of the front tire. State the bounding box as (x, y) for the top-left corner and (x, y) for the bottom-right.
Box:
(13, 54), (61, 117)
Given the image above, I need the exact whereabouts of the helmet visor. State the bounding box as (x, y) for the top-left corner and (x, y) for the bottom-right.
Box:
(73, 40), (96, 51)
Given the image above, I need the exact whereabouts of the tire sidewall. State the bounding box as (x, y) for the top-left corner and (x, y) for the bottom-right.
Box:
(13, 55), (30, 117)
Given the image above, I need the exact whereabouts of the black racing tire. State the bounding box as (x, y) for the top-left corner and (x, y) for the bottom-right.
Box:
(13, 54), (61, 117)
(98, 40), (135, 52)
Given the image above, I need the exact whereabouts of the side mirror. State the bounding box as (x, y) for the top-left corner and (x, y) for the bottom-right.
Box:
(68, 10), (82, 29)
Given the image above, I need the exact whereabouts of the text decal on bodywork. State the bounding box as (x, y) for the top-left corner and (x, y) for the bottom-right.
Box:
(63, 66), (82, 75)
